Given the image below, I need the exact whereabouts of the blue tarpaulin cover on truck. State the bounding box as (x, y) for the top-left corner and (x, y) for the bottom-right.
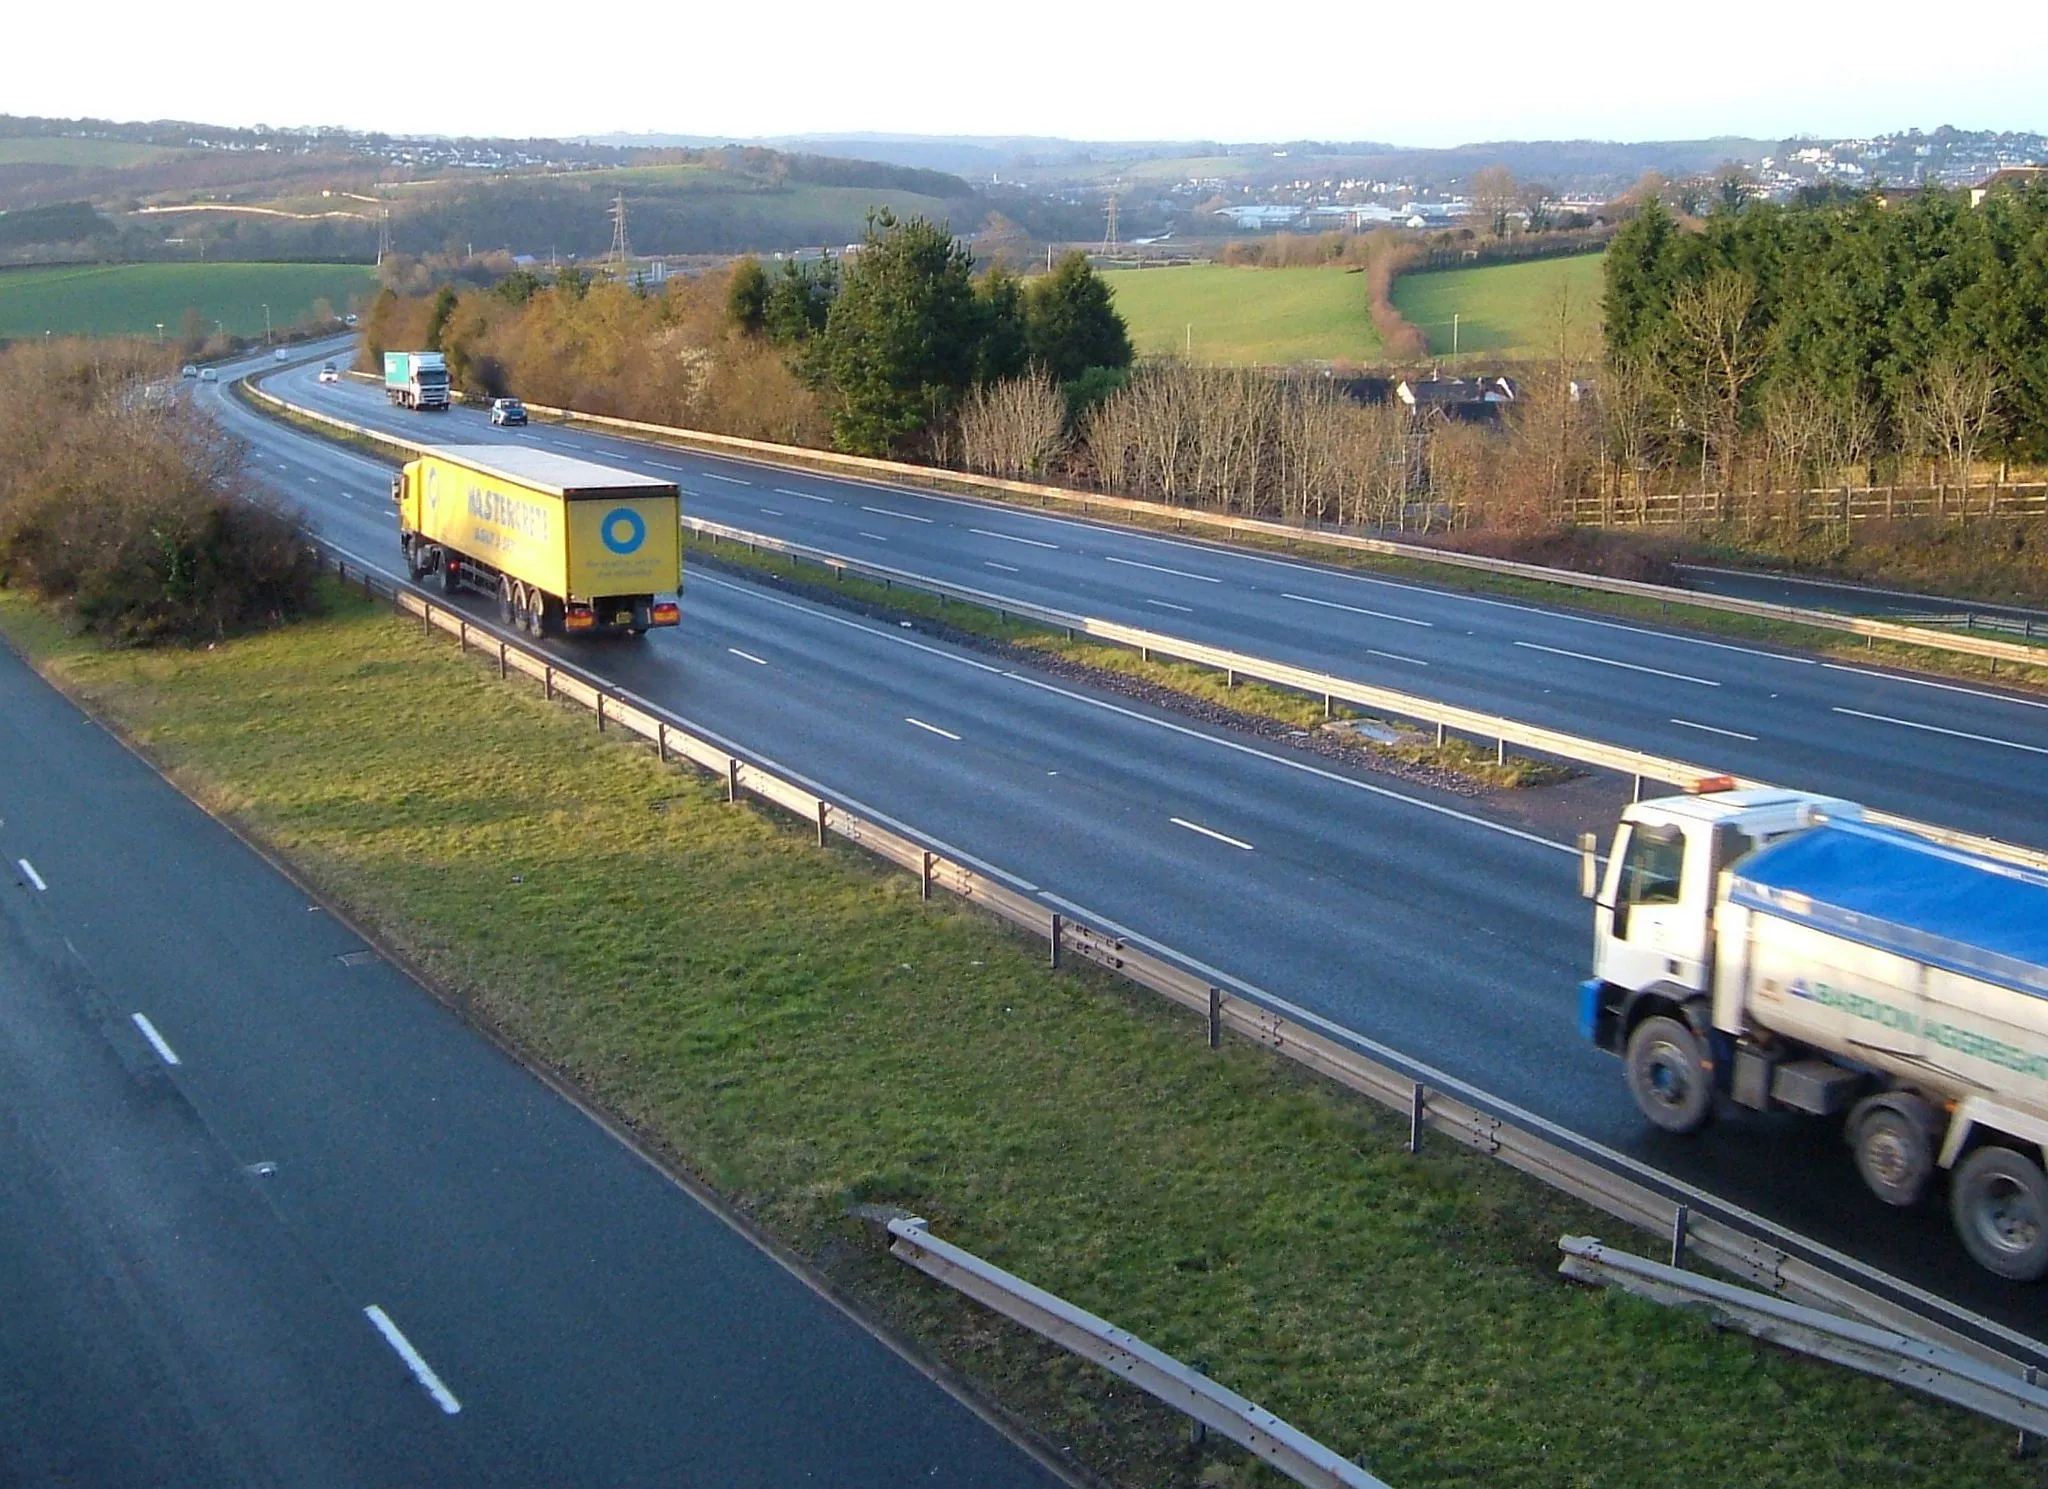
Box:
(1729, 822), (2048, 1000)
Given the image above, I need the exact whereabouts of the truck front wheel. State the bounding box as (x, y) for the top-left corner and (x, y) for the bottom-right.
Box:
(1849, 1095), (1937, 1207)
(1951, 1147), (2048, 1281)
(1625, 1015), (1713, 1134)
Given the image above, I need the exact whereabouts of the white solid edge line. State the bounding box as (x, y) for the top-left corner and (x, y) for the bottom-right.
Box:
(1832, 707), (2048, 757)
(969, 527), (1059, 550)
(363, 1306), (462, 1415)
(1103, 554), (1222, 583)
(727, 648), (769, 666)
(905, 717), (963, 741)
(131, 1012), (181, 1066)
(17, 858), (47, 891)
(1820, 661), (2048, 713)
(1514, 640), (1720, 687)
(1669, 718), (1759, 742)
(862, 505), (934, 523)
(1170, 816), (1254, 851)
(1280, 591), (1433, 628)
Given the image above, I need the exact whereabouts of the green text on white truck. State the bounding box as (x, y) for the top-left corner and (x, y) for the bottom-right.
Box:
(1583, 784), (2048, 1280)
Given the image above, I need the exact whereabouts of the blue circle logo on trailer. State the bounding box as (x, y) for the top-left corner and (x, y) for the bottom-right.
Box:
(601, 507), (646, 555)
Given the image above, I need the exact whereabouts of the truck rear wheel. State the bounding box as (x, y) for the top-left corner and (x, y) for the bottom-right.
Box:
(1624, 1015), (1713, 1134)
(439, 558), (460, 595)
(498, 576), (515, 626)
(1849, 1095), (1937, 1207)
(1951, 1147), (2048, 1281)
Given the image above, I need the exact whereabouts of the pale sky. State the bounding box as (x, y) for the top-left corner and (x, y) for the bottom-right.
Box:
(13, 0), (2045, 148)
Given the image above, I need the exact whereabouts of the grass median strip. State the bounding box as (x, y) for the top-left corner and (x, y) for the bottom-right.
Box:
(0, 581), (2029, 1488)
(685, 533), (1570, 791)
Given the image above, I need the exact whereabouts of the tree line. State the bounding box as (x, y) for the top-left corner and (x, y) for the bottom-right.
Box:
(367, 212), (1136, 461)
(1601, 183), (2048, 495)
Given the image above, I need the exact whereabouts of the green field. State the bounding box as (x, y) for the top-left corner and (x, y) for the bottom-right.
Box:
(0, 262), (377, 339)
(1102, 264), (1381, 364)
(0, 135), (177, 168)
(1391, 252), (1606, 361)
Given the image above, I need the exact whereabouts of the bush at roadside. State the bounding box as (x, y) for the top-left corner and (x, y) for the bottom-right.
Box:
(0, 340), (318, 643)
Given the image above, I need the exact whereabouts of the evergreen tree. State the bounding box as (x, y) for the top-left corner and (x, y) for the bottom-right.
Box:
(423, 285), (459, 352)
(974, 265), (1030, 384)
(820, 211), (982, 456)
(726, 256), (769, 333)
(1024, 252), (1133, 384)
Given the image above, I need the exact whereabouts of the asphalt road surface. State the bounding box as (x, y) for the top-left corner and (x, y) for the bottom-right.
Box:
(204, 347), (2048, 1349)
(264, 353), (2048, 854)
(0, 584), (1058, 1485)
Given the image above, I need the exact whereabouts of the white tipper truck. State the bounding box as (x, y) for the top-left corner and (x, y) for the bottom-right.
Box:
(1581, 783), (2048, 1280)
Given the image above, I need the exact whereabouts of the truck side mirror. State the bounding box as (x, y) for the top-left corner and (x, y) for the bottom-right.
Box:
(1579, 831), (1599, 899)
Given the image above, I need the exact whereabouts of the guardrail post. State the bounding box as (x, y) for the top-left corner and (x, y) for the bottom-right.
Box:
(497, 641), (507, 679)
(596, 695), (606, 732)
(727, 757), (740, 803)
(1208, 987), (1221, 1049)
(1670, 1204), (1690, 1269)
(1225, 668), (1236, 689)
(1434, 721), (1446, 747)
(1323, 693), (1332, 719)
(364, 570), (373, 600)
(656, 723), (668, 763)
(921, 851), (934, 901)
(2021, 1367), (2040, 1459)
(543, 666), (554, 702)
(1631, 773), (1645, 803)
(1495, 737), (1506, 766)
(816, 800), (828, 846)
(457, 620), (468, 654)
(1409, 1083), (1426, 1154)
(1049, 913), (1063, 968)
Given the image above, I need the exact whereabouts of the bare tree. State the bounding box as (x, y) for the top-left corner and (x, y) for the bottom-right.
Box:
(1468, 165), (1519, 238)
(957, 375), (1067, 481)
(1668, 270), (1768, 490)
(1601, 351), (1661, 521)
(1904, 355), (1999, 492)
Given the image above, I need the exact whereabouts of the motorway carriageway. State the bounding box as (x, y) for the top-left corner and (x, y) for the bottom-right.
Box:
(269, 356), (2048, 855)
(208, 348), (2048, 1345)
(0, 419), (1059, 1480)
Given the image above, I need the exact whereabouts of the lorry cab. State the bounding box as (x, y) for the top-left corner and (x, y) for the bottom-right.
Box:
(1585, 786), (1855, 1043)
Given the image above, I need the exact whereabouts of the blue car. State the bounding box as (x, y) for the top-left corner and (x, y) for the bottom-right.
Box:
(490, 398), (528, 427)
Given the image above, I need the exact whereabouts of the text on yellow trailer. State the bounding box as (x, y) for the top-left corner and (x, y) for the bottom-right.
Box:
(393, 444), (680, 636)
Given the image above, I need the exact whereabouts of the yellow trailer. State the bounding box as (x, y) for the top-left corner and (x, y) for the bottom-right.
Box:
(392, 444), (680, 637)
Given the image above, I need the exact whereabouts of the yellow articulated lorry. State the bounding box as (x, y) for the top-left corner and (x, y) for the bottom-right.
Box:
(392, 445), (681, 638)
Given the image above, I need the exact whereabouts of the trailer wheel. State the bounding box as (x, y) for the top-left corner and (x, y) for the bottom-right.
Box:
(1951, 1147), (2048, 1281)
(498, 575), (515, 626)
(439, 558), (460, 596)
(1624, 1015), (1713, 1134)
(1849, 1095), (1937, 1207)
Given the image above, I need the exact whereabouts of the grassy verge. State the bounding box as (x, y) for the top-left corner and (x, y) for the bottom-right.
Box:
(0, 580), (2032, 1488)
(685, 532), (1569, 789)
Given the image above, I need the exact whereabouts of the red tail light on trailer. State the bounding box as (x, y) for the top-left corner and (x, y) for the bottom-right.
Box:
(650, 602), (680, 627)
